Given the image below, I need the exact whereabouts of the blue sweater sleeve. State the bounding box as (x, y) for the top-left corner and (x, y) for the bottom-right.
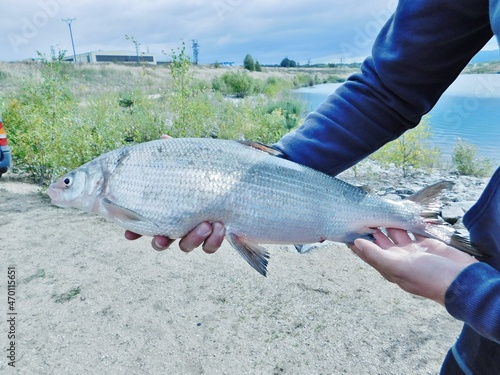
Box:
(274, 0), (492, 176)
(445, 263), (500, 343)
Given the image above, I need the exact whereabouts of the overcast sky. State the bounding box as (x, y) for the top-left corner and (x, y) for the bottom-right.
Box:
(2, 0), (499, 65)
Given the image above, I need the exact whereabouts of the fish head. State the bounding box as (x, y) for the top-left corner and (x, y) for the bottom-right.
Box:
(47, 161), (105, 212)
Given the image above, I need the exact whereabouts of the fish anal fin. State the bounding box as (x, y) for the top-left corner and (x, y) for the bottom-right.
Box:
(102, 198), (158, 227)
(236, 140), (284, 157)
(226, 232), (269, 276)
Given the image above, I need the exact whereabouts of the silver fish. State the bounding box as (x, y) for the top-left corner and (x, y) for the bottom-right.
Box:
(48, 138), (483, 276)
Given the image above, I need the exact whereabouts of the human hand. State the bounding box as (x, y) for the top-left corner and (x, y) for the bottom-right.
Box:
(124, 222), (225, 253)
(350, 229), (478, 305)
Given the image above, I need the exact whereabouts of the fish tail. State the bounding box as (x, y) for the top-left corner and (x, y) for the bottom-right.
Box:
(422, 224), (488, 257)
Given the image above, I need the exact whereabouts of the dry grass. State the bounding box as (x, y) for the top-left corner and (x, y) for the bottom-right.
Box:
(0, 61), (358, 98)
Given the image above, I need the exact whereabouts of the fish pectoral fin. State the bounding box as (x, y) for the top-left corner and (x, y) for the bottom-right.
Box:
(102, 198), (158, 227)
(226, 232), (269, 277)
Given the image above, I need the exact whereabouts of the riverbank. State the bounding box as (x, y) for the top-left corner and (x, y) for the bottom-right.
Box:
(337, 160), (490, 229)
(0, 161), (490, 374)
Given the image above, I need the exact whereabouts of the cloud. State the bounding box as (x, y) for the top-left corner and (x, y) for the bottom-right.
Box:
(1, 0), (397, 64)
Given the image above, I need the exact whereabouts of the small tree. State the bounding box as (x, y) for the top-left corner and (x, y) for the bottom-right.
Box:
(125, 35), (142, 64)
(452, 138), (492, 177)
(280, 57), (296, 68)
(243, 54), (255, 71)
(371, 117), (441, 177)
(255, 61), (262, 72)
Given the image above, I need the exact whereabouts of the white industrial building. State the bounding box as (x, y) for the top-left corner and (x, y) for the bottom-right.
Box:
(65, 50), (156, 64)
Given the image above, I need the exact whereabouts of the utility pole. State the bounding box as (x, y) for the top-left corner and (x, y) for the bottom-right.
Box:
(62, 18), (77, 63)
(192, 39), (199, 65)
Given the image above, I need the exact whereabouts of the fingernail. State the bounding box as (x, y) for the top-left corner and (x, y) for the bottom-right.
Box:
(353, 240), (363, 253)
(213, 222), (225, 237)
(196, 223), (212, 237)
(152, 238), (167, 251)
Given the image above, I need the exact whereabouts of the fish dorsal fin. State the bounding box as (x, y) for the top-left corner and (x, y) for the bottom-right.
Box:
(405, 182), (454, 224)
(407, 181), (454, 205)
(236, 140), (284, 157)
(102, 198), (158, 227)
(226, 231), (269, 277)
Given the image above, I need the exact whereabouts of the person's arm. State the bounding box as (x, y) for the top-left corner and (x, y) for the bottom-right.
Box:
(275, 0), (492, 175)
(445, 263), (500, 344)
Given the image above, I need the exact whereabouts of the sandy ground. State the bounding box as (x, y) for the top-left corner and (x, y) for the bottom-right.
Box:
(0, 178), (463, 375)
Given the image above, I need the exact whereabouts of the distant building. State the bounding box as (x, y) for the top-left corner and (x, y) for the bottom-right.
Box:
(65, 50), (156, 64)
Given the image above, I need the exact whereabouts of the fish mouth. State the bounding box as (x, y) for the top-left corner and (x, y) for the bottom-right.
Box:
(47, 185), (61, 203)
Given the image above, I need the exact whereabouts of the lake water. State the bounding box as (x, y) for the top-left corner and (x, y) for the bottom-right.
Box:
(294, 74), (500, 164)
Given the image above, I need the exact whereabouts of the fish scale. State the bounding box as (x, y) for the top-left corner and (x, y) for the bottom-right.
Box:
(48, 138), (487, 276)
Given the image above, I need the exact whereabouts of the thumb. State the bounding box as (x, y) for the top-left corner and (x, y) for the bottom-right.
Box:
(352, 238), (388, 269)
(352, 238), (373, 258)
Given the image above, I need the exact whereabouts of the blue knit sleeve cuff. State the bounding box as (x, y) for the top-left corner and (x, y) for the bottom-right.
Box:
(445, 262), (500, 343)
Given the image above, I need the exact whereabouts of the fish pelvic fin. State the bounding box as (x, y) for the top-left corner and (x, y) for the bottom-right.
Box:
(226, 232), (269, 277)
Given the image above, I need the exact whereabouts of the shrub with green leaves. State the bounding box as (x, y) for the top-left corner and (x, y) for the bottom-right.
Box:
(370, 118), (441, 177)
(3, 57), (166, 184)
(266, 98), (304, 130)
(452, 138), (492, 177)
(212, 71), (260, 98)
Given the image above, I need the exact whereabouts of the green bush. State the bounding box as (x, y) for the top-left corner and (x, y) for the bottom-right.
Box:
(212, 71), (259, 98)
(215, 97), (296, 144)
(326, 75), (345, 83)
(452, 138), (492, 177)
(370, 118), (441, 177)
(266, 98), (304, 130)
(3, 56), (166, 184)
(262, 77), (292, 97)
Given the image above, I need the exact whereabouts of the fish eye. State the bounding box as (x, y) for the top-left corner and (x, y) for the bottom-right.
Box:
(63, 176), (73, 188)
